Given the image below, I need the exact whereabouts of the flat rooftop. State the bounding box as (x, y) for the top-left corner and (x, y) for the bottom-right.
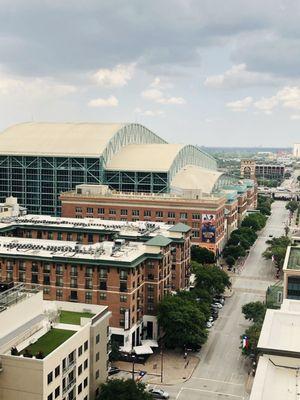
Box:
(0, 214), (189, 239)
(0, 236), (155, 263)
(250, 355), (300, 400)
(258, 307), (300, 356)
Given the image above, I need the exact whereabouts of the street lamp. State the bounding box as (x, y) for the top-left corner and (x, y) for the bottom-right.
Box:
(131, 349), (136, 381)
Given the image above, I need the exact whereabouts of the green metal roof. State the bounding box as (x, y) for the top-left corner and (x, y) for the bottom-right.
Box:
(146, 235), (172, 247)
(169, 223), (191, 233)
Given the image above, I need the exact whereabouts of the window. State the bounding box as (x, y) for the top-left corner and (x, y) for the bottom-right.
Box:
(192, 213), (201, 220)
(109, 209), (116, 215)
(120, 307), (126, 315)
(67, 232), (72, 241)
(87, 207), (93, 213)
(47, 394), (53, 400)
(120, 270), (127, 280)
(55, 365), (60, 377)
(78, 345), (83, 357)
(148, 304), (154, 312)
(84, 359), (88, 370)
(84, 377), (88, 388)
(78, 383), (82, 394)
(78, 364), (83, 376)
(75, 207), (82, 213)
(144, 210), (151, 217)
(132, 210), (139, 216)
(96, 334), (100, 344)
(95, 369), (100, 379)
(192, 230), (200, 238)
(84, 341), (88, 351)
(100, 292), (107, 300)
(120, 294), (127, 302)
(85, 291), (92, 303)
(96, 352), (100, 362)
(47, 371), (53, 384)
(98, 207), (104, 214)
(55, 386), (60, 398)
(156, 211), (163, 218)
(57, 232), (62, 240)
(120, 209), (128, 215)
(168, 211), (175, 218)
(180, 212), (187, 219)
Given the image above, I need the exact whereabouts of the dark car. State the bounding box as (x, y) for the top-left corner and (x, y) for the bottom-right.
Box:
(108, 366), (120, 376)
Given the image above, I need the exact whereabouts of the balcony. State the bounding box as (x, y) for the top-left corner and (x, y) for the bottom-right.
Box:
(63, 359), (76, 375)
(62, 378), (76, 394)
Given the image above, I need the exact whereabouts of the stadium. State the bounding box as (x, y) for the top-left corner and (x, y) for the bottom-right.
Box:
(0, 122), (236, 215)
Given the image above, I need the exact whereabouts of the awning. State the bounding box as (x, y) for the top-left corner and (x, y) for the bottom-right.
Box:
(141, 339), (159, 348)
(119, 343), (132, 353)
(133, 345), (153, 355)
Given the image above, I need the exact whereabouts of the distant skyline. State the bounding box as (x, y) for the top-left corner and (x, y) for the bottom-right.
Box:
(0, 1), (300, 147)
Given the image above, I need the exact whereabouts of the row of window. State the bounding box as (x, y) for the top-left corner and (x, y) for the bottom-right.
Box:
(76, 206), (207, 220)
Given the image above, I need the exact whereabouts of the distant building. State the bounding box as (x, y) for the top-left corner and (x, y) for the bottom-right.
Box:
(0, 196), (26, 218)
(293, 143), (300, 158)
(0, 284), (110, 400)
(240, 159), (285, 180)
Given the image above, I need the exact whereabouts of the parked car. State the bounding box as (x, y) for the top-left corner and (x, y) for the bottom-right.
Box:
(108, 366), (120, 376)
(212, 302), (223, 309)
(208, 316), (214, 322)
(148, 388), (170, 399)
(213, 296), (225, 305)
(206, 321), (213, 328)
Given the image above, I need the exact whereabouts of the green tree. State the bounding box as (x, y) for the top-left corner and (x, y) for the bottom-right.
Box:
(194, 263), (231, 295)
(286, 200), (298, 214)
(157, 295), (208, 349)
(263, 236), (291, 270)
(241, 213), (267, 231)
(226, 255), (235, 268)
(109, 340), (121, 363)
(222, 245), (246, 260)
(177, 290), (211, 320)
(241, 322), (263, 357)
(242, 301), (266, 323)
(191, 246), (215, 264)
(97, 379), (152, 400)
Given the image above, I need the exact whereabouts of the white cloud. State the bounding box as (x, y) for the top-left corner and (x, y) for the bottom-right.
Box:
(276, 86), (300, 110)
(226, 96), (253, 112)
(134, 107), (164, 116)
(204, 64), (276, 89)
(93, 63), (135, 88)
(290, 115), (300, 120)
(88, 95), (118, 107)
(0, 74), (76, 97)
(253, 96), (278, 113)
(150, 77), (173, 89)
(141, 87), (186, 105)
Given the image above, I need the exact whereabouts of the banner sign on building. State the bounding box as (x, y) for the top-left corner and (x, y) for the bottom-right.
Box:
(124, 309), (130, 330)
(201, 214), (216, 243)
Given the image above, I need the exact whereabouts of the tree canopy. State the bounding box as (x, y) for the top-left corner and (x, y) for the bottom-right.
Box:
(157, 295), (207, 349)
(286, 200), (298, 214)
(241, 212), (267, 231)
(97, 379), (152, 400)
(222, 245), (246, 260)
(242, 301), (266, 323)
(191, 246), (215, 264)
(263, 236), (291, 269)
(194, 263), (231, 295)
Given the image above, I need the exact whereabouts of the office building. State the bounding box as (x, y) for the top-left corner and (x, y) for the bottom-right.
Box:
(0, 284), (110, 400)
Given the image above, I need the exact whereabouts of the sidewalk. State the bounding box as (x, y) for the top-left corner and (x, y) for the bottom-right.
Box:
(115, 349), (200, 385)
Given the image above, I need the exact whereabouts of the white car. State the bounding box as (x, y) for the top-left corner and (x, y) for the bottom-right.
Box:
(206, 321), (213, 328)
(212, 302), (223, 309)
(148, 388), (170, 399)
(208, 316), (214, 322)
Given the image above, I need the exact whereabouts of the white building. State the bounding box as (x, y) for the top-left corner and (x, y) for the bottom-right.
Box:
(0, 284), (111, 400)
(293, 143), (300, 158)
(0, 196), (26, 218)
(250, 299), (300, 400)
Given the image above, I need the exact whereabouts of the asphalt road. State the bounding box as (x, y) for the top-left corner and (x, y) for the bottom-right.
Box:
(158, 200), (289, 400)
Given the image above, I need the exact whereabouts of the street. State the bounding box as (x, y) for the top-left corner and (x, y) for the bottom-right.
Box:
(159, 200), (289, 400)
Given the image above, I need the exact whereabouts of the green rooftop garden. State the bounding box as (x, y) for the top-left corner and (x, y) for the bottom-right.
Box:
(22, 329), (75, 358)
(59, 310), (95, 325)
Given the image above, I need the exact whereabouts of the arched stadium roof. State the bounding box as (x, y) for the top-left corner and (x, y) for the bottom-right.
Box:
(0, 122), (165, 159)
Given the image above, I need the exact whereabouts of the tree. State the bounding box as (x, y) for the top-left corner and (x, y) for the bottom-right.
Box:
(241, 213), (267, 231)
(191, 246), (215, 264)
(109, 340), (121, 363)
(177, 290), (211, 320)
(241, 322), (263, 358)
(222, 245), (246, 260)
(226, 255), (235, 268)
(263, 236), (291, 270)
(194, 263), (231, 295)
(242, 301), (266, 323)
(286, 200), (298, 214)
(157, 295), (208, 349)
(97, 379), (152, 400)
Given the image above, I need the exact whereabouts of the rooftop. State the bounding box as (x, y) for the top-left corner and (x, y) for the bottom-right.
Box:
(59, 310), (95, 325)
(146, 235), (173, 247)
(0, 236), (160, 264)
(286, 247), (300, 270)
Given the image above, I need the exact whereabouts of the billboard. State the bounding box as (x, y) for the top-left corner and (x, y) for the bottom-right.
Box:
(201, 214), (216, 243)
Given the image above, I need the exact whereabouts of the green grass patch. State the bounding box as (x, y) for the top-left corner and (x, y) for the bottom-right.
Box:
(59, 310), (95, 325)
(23, 329), (75, 357)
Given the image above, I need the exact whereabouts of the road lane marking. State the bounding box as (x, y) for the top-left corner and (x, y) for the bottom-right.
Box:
(190, 377), (243, 386)
(178, 387), (244, 399)
(175, 388), (183, 400)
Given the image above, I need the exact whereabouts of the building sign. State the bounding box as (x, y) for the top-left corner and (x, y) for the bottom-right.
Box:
(201, 214), (216, 243)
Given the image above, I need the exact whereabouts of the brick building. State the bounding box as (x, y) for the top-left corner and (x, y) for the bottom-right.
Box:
(0, 235), (182, 349)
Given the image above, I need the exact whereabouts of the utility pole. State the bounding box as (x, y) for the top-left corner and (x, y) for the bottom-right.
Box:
(131, 350), (135, 380)
(160, 345), (164, 383)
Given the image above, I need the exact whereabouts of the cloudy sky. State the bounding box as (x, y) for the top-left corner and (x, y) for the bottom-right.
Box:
(0, 0), (299, 147)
